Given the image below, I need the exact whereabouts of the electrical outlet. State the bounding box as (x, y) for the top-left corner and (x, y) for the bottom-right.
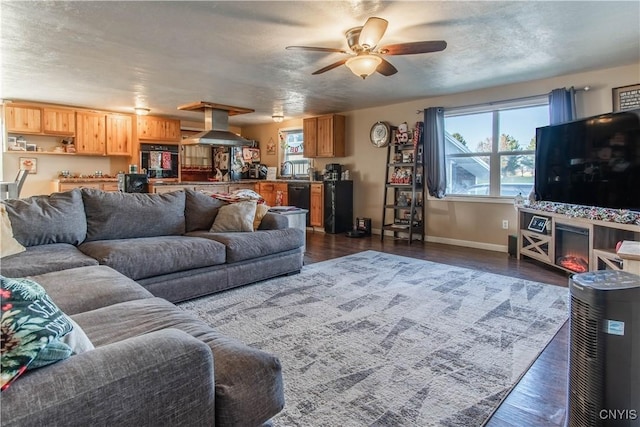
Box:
(502, 220), (509, 229)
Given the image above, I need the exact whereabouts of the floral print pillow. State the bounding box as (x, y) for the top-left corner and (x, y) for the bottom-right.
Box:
(1, 276), (73, 391)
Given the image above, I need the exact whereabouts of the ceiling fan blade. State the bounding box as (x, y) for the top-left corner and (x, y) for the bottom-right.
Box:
(376, 58), (397, 76)
(312, 58), (348, 75)
(286, 46), (348, 54)
(379, 40), (447, 55)
(359, 17), (388, 49)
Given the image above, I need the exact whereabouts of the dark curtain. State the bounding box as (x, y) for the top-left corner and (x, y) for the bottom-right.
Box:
(424, 107), (446, 198)
(549, 87), (576, 124)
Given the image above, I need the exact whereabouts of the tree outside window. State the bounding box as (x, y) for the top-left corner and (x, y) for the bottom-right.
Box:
(444, 100), (549, 197)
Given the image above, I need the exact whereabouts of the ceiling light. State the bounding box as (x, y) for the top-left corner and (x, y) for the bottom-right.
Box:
(345, 54), (382, 79)
(134, 107), (150, 116)
(272, 114), (284, 123)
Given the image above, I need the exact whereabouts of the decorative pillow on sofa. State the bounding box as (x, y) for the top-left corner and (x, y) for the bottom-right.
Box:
(253, 203), (270, 231)
(0, 204), (25, 258)
(0, 276), (92, 391)
(210, 200), (258, 232)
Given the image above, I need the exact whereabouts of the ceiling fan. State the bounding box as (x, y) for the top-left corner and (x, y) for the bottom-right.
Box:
(286, 17), (447, 79)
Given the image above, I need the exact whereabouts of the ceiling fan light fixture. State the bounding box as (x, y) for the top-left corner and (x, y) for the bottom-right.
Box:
(346, 54), (382, 79)
(134, 107), (150, 116)
(272, 114), (284, 123)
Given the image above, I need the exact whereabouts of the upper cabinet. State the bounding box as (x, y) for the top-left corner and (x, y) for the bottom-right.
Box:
(136, 116), (181, 142)
(6, 105), (42, 134)
(76, 111), (133, 156)
(303, 117), (318, 158)
(303, 114), (345, 158)
(75, 111), (106, 155)
(43, 107), (75, 136)
(106, 113), (133, 156)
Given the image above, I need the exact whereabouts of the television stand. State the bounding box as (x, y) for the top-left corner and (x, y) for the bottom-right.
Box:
(517, 205), (640, 274)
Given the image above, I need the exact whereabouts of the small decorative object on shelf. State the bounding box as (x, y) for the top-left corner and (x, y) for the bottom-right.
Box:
(527, 215), (549, 233)
(395, 122), (410, 144)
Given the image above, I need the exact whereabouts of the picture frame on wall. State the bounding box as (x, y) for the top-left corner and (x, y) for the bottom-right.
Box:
(612, 84), (640, 112)
(19, 157), (37, 174)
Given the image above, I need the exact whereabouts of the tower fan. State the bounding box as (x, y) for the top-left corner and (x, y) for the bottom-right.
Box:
(568, 270), (640, 426)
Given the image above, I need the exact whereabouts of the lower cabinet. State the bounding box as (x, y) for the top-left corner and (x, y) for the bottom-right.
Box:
(258, 182), (288, 207)
(56, 181), (119, 192)
(310, 183), (324, 227)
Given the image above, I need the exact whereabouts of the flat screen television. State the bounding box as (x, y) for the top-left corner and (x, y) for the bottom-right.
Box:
(535, 109), (640, 211)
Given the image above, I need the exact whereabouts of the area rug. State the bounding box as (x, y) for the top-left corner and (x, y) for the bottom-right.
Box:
(179, 250), (569, 426)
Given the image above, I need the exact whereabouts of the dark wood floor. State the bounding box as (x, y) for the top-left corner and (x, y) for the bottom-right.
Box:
(304, 231), (570, 427)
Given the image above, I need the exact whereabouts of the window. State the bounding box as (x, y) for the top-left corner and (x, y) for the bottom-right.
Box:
(279, 129), (310, 176)
(444, 97), (549, 197)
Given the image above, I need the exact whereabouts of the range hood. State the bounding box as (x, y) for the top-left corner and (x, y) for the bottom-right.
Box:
(178, 101), (255, 146)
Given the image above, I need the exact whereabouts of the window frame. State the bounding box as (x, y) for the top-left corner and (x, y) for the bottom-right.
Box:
(278, 127), (310, 177)
(443, 96), (548, 200)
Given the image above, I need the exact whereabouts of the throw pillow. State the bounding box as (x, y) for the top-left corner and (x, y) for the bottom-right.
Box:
(210, 200), (258, 232)
(253, 203), (270, 231)
(1, 276), (74, 391)
(0, 204), (26, 258)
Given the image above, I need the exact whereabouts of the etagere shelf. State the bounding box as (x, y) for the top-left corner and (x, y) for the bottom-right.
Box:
(381, 124), (424, 244)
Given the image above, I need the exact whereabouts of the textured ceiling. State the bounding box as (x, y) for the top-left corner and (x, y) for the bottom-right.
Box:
(1, 1), (639, 127)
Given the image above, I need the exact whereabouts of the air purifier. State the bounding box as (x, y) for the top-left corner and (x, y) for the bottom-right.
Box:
(567, 270), (640, 427)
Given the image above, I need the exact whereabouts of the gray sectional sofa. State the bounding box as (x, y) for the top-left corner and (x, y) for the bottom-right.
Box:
(0, 188), (305, 426)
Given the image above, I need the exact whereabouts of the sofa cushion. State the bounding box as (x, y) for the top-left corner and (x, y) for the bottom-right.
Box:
(187, 228), (304, 263)
(0, 205), (25, 258)
(253, 203), (270, 230)
(210, 200), (257, 232)
(185, 189), (226, 232)
(73, 297), (284, 426)
(78, 236), (227, 280)
(2, 189), (86, 247)
(0, 276), (74, 391)
(82, 189), (186, 241)
(0, 244), (99, 278)
(28, 265), (153, 315)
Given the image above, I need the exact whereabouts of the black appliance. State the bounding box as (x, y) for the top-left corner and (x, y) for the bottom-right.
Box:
(140, 144), (179, 179)
(287, 182), (311, 226)
(535, 109), (640, 211)
(325, 163), (342, 181)
(567, 270), (640, 427)
(118, 173), (149, 193)
(324, 180), (353, 233)
(248, 164), (268, 179)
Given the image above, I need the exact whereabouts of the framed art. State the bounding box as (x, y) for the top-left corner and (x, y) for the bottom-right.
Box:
(612, 84), (640, 112)
(527, 215), (549, 233)
(19, 157), (37, 174)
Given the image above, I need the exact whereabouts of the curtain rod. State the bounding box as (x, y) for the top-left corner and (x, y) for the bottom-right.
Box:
(416, 85), (591, 115)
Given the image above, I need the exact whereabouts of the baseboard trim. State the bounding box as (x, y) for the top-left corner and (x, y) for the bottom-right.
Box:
(426, 236), (507, 253)
(373, 228), (507, 253)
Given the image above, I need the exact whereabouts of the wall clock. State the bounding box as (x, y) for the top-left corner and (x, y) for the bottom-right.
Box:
(370, 121), (391, 147)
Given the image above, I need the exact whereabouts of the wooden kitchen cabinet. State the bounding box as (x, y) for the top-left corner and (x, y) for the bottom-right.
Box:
(5, 104), (42, 134)
(258, 182), (288, 207)
(55, 181), (119, 192)
(75, 111), (106, 155)
(302, 114), (345, 158)
(106, 113), (133, 155)
(303, 117), (317, 158)
(43, 107), (75, 136)
(136, 116), (181, 142)
(310, 182), (324, 227)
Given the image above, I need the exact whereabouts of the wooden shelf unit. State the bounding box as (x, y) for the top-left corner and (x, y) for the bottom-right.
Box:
(517, 206), (639, 273)
(381, 135), (424, 244)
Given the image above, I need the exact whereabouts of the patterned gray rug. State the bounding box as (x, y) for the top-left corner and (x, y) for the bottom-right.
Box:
(179, 250), (569, 426)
